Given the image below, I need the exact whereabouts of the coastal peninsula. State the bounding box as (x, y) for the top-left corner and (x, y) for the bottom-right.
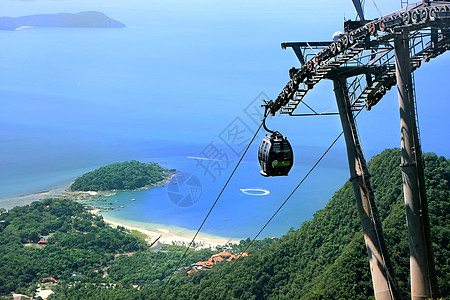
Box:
(0, 11), (125, 31)
(70, 160), (174, 192)
(0, 150), (448, 299)
(0, 160), (175, 210)
(0, 159), (236, 251)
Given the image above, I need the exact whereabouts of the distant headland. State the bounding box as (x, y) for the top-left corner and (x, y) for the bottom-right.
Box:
(0, 11), (125, 31)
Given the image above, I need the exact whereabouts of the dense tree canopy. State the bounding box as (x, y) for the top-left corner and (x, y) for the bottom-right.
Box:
(148, 149), (449, 299)
(0, 199), (147, 295)
(70, 160), (170, 191)
(1, 149), (448, 299)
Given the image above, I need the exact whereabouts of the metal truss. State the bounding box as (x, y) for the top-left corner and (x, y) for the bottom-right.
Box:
(268, 1), (450, 116)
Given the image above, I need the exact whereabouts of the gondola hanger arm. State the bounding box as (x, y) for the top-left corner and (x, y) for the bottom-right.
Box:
(261, 100), (276, 134)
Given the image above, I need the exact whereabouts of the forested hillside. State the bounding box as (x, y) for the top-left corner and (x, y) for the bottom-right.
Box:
(0, 199), (215, 298)
(150, 149), (449, 299)
(0, 199), (148, 295)
(70, 160), (171, 191)
(1, 149), (448, 299)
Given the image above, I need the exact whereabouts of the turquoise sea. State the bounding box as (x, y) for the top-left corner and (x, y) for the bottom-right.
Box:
(1, 0), (448, 240)
(80, 146), (349, 239)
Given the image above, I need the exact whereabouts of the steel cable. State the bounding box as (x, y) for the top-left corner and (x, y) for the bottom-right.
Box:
(157, 121), (264, 299)
(211, 130), (345, 291)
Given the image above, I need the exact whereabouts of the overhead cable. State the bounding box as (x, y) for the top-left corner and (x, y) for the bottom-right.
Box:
(157, 119), (264, 299)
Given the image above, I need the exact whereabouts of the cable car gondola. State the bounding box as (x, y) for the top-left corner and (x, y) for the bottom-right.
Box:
(258, 131), (293, 177)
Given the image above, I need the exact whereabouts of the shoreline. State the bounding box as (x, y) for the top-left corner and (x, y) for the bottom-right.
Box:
(0, 180), (75, 210)
(0, 172), (175, 210)
(1, 178), (240, 250)
(96, 211), (239, 250)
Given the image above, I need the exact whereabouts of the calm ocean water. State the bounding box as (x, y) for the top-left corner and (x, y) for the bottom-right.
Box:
(0, 12), (351, 239)
(82, 145), (349, 239)
(3, 1), (447, 239)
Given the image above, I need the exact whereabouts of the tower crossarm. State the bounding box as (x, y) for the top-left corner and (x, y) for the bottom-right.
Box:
(270, 1), (450, 116)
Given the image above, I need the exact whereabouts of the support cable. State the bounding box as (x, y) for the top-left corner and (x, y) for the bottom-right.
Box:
(157, 118), (264, 299)
(301, 101), (319, 114)
(372, 0), (384, 18)
(212, 127), (349, 291)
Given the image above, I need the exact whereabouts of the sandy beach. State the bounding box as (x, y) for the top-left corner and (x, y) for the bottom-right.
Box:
(98, 213), (239, 250)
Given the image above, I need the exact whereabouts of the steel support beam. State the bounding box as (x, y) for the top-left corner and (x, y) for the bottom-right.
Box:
(351, 0), (365, 21)
(394, 30), (440, 300)
(333, 77), (400, 300)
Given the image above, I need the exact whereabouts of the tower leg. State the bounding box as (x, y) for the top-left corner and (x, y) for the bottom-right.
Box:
(333, 77), (400, 300)
(394, 30), (440, 300)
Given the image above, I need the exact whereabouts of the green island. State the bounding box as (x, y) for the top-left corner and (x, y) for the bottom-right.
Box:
(0, 149), (448, 299)
(70, 160), (174, 192)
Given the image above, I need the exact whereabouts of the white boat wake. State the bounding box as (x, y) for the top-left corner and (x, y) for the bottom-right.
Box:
(240, 188), (270, 196)
(186, 156), (234, 163)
